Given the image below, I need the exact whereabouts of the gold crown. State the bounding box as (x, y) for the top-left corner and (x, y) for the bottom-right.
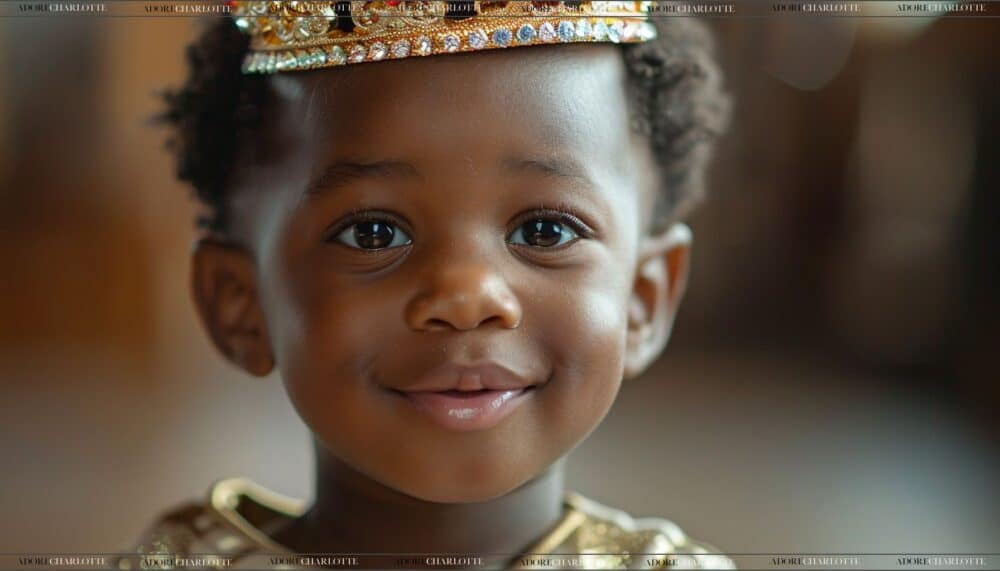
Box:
(233, 1), (657, 74)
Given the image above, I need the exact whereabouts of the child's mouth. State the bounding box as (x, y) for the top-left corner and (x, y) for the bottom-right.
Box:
(396, 386), (536, 431)
(436, 388), (493, 398)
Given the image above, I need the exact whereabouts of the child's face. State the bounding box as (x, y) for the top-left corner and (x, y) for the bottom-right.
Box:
(194, 44), (691, 503)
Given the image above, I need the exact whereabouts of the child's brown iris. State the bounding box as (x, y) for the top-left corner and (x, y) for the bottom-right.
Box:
(508, 216), (584, 248)
(522, 220), (565, 247)
(331, 217), (413, 250)
(354, 221), (394, 249)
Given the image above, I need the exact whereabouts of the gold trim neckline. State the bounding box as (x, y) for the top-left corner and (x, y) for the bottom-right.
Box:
(207, 477), (590, 557)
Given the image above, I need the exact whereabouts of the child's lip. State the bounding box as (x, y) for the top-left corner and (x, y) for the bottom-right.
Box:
(393, 387), (536, 432)
(395, 361), (539, 393)
(389, 362), (542, 431)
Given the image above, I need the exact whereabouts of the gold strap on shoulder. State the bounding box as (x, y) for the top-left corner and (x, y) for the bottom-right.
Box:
(509, 490), (589, 562)
(208, 477), (308, 553)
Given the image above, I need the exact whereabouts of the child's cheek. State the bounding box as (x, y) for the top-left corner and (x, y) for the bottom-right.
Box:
(254, 250), (386, 436)
(532, 274), (630, 441)
(268, 275), (408, 465)
(272, 269), (401, 383)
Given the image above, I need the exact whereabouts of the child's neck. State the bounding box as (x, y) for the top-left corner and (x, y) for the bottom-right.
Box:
(272, 439), (567, 557)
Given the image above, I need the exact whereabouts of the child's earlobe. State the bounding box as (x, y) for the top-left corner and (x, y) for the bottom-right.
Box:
(190, 239), (275, 377)
(623, 224), (693, 381)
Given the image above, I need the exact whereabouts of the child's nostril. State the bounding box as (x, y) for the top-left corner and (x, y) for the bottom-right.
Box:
(425, 318), (452, 331)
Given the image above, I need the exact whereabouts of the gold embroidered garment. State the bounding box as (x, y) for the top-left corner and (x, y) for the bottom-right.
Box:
(115, 478), (735, 570)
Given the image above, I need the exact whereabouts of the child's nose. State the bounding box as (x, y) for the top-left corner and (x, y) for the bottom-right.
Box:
(404, 264), (522, 332)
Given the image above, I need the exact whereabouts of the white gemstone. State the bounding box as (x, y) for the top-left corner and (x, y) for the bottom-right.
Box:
(608, 21), (624, 43)
(443, 34), (460, 52)
(391, 40), (411, 58)
(348, 44), (366, 63)
(575, 19), (592, 39)
(415, 35), (432, 55)
(264, 53), (277, 73)
(326, 45), (346, 65)
(538, 22), (556, 42)
(557, 20), (575, 42)
(241, 54), (255, 73)
(592, 21), (608, 40)
(622, 21), (637, 41)
(637, 22), (657, 41)
(295, 49), (311, 67)
(309, 47), (326, 66)
(468, 29), (487, 49)
(234, 17), (253, 33)
(516, 24), (536, 43)
(369, 41), (388, 60)
(492, 27), (512, 46)
(277, 51), (296, 70)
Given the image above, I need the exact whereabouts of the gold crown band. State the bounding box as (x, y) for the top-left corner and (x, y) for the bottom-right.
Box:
(233, 1), (657, 74)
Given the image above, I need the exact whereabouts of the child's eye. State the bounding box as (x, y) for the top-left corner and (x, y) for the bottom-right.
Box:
(332, 219), (412, 250)
(507, 218), (580, 248)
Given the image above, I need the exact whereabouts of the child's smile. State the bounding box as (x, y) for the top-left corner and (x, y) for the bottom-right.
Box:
(388, 362), (542, 432)
(193, 43), (690, 509)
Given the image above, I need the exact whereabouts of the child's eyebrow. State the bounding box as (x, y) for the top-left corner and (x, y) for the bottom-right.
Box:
(304, 160), (420, 198)
(302, 155), (596, 200)
(500, 155), (595, 189)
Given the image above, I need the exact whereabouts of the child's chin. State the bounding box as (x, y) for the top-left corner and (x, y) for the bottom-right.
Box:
(391, 476), (532, 504)
(404, 488), (519, 504)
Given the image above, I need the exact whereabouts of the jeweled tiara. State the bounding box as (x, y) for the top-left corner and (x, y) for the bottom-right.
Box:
(232, 1), (657, 74)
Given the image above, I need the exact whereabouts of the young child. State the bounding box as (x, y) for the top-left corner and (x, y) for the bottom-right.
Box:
(118, 2), (731, 569)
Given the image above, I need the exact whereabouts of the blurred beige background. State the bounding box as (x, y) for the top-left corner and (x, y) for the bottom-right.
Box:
(1, 15), (997, 555)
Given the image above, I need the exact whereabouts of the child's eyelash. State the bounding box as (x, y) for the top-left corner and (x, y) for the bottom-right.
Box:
(325, 206), (598, 240)
(326, 209), (410, 237)
(510, 207), (597, 239)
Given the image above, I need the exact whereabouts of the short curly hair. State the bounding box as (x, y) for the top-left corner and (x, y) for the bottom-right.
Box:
(159, 16), (730, 235)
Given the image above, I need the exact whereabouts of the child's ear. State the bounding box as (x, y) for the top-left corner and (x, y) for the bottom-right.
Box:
(624, 223), (693, 381)
(190, 238), (275, 377)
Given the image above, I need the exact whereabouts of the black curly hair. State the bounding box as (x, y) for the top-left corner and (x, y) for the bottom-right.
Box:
(159, 16), (730, 235)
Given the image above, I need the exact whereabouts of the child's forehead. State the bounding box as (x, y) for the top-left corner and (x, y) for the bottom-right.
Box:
(267, 44), (634, 157)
